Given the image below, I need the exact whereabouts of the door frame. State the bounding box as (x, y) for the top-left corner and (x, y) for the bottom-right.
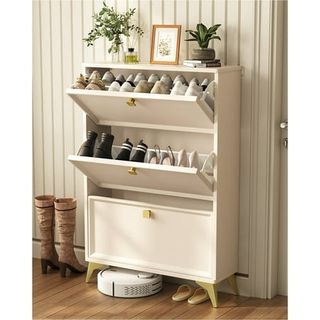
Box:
(248, 0), (286, 298)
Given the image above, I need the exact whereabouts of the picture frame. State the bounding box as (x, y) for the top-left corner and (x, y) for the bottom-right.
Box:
(150, 25), (181, 65)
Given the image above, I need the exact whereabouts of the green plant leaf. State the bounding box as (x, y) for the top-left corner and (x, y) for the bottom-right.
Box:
(189, 30), (200, 40)
(207, 24), (221, 34)
(197, 23), (207, 42)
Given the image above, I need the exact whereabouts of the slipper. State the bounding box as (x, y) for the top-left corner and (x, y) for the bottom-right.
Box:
(187, 288), (209, 305)
(172, 284), (195, 302)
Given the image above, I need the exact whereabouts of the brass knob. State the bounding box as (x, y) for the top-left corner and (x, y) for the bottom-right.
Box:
(143, 210), (152, 219)
(128, 167), (137, 175)
(126, 98), (136, 107)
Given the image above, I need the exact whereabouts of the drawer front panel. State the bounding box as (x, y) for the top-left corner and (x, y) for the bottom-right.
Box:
(69, 155), (212, 199)
(88, 196), (213, 279)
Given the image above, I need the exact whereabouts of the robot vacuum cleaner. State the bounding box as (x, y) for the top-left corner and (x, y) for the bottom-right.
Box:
(97, 267), (163, 298)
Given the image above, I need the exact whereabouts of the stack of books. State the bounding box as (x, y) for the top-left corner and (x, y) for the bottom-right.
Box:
(183, 59), (221, 68)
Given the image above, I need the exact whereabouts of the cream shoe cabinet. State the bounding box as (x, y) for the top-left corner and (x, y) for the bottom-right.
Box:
(66, 63), (241, 307)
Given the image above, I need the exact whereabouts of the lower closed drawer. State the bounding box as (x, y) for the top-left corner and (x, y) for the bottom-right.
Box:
(87, 196), (214, 281)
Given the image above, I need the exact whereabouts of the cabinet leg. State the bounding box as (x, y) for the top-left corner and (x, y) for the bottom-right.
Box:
(196, 281), (219, 308)
(85, 262), (106, 283)
(227, 274), (239, 295)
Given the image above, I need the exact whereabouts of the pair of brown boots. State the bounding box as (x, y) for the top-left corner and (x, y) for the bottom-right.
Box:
(34, 195), (87, 277)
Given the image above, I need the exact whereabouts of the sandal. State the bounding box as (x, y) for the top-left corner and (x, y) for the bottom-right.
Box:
(172, 284), (195, 302)
(187, 287), (209, 305)
(160, 146), (175, 166)
(147, 144), (161, 164)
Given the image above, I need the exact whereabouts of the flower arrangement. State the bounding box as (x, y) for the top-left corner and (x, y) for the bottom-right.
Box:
(83, 2), (144, 54)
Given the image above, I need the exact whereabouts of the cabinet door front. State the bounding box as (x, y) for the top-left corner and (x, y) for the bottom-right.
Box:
(88, 196), (214, 281)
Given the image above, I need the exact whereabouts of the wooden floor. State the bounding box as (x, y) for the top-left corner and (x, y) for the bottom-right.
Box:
(33, 259), (287, 319)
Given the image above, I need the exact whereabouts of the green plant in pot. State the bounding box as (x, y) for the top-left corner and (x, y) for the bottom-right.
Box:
(83, 2), (143, 61)
(185, 23), (221, 60)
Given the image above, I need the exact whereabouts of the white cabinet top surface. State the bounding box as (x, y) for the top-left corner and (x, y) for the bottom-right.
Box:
(82, 62), (241, 74)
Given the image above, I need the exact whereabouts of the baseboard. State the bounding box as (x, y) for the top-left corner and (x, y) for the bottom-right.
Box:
(32, 240), (250, 296)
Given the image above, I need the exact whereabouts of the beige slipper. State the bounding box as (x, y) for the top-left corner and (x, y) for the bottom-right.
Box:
(187, 287), (209, 305)
(172, 284), (195, 302)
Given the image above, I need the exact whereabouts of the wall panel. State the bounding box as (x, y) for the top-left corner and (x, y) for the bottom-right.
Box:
(32, 0), (44, 239)
(32, 0), (286, 296)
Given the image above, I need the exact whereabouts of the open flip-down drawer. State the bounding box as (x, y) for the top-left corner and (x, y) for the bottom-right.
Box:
(66, 89), (214, 133)
(68, 155), (213, 200)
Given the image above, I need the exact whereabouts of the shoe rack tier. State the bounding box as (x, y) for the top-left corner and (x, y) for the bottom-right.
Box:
(66, 89), (214, 134)
(68, 154), (213, 201)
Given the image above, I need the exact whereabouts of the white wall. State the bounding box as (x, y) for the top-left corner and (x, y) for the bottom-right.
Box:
(32, 0), (287, 297)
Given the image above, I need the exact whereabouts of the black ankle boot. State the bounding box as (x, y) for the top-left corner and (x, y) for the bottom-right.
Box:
(131, 140), (148, 163)
(116, 138), (133, 161)
(93, 133), (114, 159)
(77, 131), (98, 156)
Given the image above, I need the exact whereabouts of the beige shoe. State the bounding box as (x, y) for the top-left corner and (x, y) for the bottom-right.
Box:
(148, 73), (160, 84)
(102, 71), (115, 85)
(88, 70), (101, 81)
(173, 74), (188, 85)
(172, 284), (195, 302)
(133, 72), (147, 86)
(71, 74), (87, 89)
(150, 81), (170, 94)
(134, 80), (153, 93)
(160, 74), (173, 87)
(35, 195), (59, 274)
(55, 198), (87, 277)
(187, 288), (209, 305)
(85, 79), (105, 90)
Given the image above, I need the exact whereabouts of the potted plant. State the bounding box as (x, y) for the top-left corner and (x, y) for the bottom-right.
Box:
(185, 23), (221, 60)
(83, 2), (143, 61)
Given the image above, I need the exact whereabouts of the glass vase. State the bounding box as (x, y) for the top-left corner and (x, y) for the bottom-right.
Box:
(111, 44), (125, 63)
(124, 48), (139, 64)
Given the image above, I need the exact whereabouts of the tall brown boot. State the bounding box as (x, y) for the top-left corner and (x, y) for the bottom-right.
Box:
(55, 198), (87, 277)
(34, 195), (60, 273)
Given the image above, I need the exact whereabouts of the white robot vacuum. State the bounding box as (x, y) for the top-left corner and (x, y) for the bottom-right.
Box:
(97, 267), (162, 298)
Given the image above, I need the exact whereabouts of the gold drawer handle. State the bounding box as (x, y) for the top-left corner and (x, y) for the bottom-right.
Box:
(143, 210), (152, 219)
(126, 98), (136, 107)
(128, 167), (137, 175)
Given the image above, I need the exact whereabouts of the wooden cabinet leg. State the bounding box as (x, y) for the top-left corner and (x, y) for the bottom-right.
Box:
(85, 262), (106, 283)
(196, 281), (219, 308)
(227, 274), (239, 295)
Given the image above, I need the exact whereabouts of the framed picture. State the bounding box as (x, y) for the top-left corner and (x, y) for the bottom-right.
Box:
(150, 25), (181, 65)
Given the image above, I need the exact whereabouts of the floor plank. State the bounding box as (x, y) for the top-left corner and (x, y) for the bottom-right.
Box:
(32, 258), (287, 319)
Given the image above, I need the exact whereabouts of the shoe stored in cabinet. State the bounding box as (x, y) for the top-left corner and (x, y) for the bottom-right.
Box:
(131, 140), (148, 163)
(116, 138), (133, 161)
(77, 131), (98, 157)
(93, 133), (114, 159)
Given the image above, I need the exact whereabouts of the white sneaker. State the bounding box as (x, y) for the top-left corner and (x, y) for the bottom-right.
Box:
(170, 81), (188, 95)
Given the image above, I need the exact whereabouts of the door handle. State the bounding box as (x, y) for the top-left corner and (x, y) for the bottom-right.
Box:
(280, 121), (288, 129)
(280, 120), (288, 148)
